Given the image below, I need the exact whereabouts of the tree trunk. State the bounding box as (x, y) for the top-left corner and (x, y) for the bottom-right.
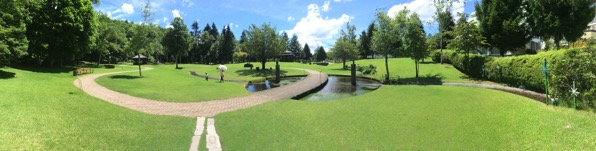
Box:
(138, 53), (142, 77)
(97, 51), (102, 66)
(175, 55), (179, 69)
(384, 55), (389, 82)
(261, 59), (266, 70)
(342, 58), (346, 70)
(415, 60), (419, 78)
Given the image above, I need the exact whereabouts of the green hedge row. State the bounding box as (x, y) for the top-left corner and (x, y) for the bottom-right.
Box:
(432, 48), (596, 111)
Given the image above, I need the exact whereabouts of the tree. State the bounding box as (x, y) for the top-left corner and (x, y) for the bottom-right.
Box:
(0, 0), (29, 66)
(372, 8), (406, 82)
(243, 23), (286, 69)
(433, 0), (456, 63)
(94, 13), (127, 66)
(303, 43), (312, 61)
(366, 22), (376, 58)
(476, 0), (530, 56)
(314, 46), (327, 62)
(218, 26), (235, 63)
(447, 13), (486, 74)
(162, 17), (191, 69)
(404, 13), (428, 78)
(288, 34), (302, 61)
(335, 22), (360, 69)
(127, 0), (154, 76)
(26, 0), (97, 67)
(331, 40), (359, 69)
(526, 0), (595, 49)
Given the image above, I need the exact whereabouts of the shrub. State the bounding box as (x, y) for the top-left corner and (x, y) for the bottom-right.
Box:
(433, 48), (596, 111)
(356, 64), (377, 75)
(104, 64), (115, 69)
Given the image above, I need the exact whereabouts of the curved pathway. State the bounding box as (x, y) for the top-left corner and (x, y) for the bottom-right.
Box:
(74, 68), (328, 117)
(443, 82), (547, 103)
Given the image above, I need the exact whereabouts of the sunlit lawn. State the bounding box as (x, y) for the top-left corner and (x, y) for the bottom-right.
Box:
(0, 66), (194, 150)
(217, 85), (596, 150)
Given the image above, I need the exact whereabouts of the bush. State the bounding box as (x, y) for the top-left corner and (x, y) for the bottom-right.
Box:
(433, 48), (596, 111)
(356, 64), (377, 75)
(104, 64), (115, 69)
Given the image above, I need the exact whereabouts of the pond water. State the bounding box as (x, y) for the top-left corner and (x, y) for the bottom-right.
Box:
(245, 77), (305, 92)
(300, 76), (382, 101)
(245, 76), (382, 101)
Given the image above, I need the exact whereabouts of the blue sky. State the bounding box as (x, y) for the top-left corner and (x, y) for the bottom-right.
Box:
(95, 0), (477, 50)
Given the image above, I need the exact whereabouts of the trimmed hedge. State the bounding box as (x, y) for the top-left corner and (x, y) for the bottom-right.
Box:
(432, 48), (596, 111)
(104, 64), (115, 69)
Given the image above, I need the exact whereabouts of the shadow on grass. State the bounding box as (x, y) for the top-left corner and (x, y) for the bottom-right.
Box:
(391, 73), (445, 85)
(235, 69), (288, 77)
(0, 70), (16, 79)
(109, 75), (142, 80)
(12, 66), (76, 74)
(459, 75), (487, 82)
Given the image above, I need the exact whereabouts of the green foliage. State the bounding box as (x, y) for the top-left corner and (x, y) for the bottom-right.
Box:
(356, 64), (377, 75)
(433, 0), (456, 49)
(0, 0), (29, 65)
(314, 46), (327, 62)
(303, 43), (312, 61)
(404, 13), (428, 78)
(435, 47), (596, 111)
(233, 51), (248, 63)
(162, 17), (191, 69)
(372, 8), (407, 81)
(476, 0), (530, 56)
(288, 34), (302, 61)
(330, 40), (358, 69)
(26, 0), (97, 66)
(243, 23), (286, 69)
(525, 0), (596, 48)
(94, 13), (127, 65)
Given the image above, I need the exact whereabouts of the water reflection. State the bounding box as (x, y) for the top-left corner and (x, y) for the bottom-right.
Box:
(301, 76), (382, 101)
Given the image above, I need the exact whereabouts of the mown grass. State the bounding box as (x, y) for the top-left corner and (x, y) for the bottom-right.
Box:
(0, 66), (194, 150)
(96, 64), (251, 102)
(216, 85), (596, 150)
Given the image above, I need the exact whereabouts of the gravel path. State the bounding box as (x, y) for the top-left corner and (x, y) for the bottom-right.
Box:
(74, 68), (328, 117)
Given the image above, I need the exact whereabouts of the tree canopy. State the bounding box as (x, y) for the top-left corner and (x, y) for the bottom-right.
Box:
(162, 17), (191, 69)
(243, 23), (286, 69)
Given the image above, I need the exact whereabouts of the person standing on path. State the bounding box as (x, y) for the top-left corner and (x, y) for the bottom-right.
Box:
(219, 70), (224, 82)
(205, 72), (209, 81)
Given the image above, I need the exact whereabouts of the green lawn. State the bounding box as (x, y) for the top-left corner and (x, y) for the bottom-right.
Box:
(281, 58), (476, 82)
(96, 64), (251, 102)
(216, 85), (596, 150)
(94, 59), (485, 103)
(0, 66), (194, 150)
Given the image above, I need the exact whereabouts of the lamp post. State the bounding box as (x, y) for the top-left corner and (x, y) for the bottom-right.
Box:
(540, 58), (549, 105)
(570, 80), (580, 109)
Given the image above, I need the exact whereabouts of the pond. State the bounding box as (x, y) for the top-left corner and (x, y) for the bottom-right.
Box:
(299, 76), (382, 101)
(245, 76), (305, 92)
(245, 76), (382, 101)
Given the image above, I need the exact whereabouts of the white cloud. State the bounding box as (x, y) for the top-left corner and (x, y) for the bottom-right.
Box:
(288, 16), (295, 21)
(182, 0), (194, 7)
(172, 9), (182, 18)
(387, 0), (466, 22)
(166, 25), (173, 29)
(285, 3), (351, 50)
(322, 1), (331, 12)
(333, 0), (352, 2)
(120, 3), (135, 14)
(106, 3), (134, 19)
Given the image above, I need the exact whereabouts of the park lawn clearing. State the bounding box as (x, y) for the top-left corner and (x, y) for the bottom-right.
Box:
(96, 64), (252, 102)
(0, 66), (194, 150)
(216, 85), (596, 150)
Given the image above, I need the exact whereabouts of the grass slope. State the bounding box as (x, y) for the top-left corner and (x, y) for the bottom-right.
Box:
(0, 66), (194, 150)
(216, 85), (596, 150)
(96, 65), (251, 102)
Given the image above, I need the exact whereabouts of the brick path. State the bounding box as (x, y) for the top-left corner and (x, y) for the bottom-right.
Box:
(74, 68), (328, 117)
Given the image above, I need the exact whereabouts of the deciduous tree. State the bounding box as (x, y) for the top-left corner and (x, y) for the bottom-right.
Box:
(162, 17), (191, 69)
